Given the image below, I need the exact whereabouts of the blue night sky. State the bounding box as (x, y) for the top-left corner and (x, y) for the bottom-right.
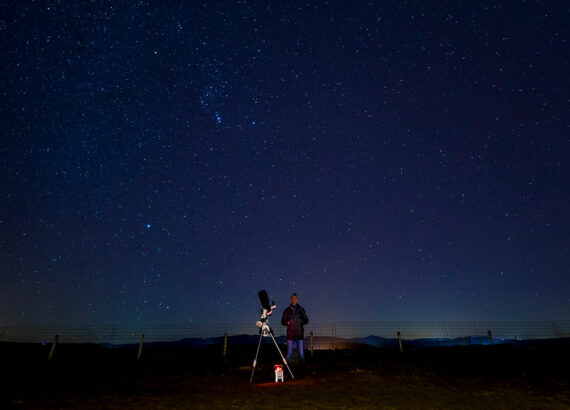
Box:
(1, 1), (568, 325)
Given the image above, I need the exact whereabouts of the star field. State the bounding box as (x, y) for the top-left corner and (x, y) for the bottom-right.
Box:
(0, 1), (568, 325)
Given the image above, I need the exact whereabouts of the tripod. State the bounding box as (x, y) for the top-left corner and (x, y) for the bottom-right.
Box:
(249, 309), (294, 384)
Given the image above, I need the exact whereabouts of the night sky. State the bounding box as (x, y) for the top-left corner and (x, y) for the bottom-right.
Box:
(1, 1), (568, 326)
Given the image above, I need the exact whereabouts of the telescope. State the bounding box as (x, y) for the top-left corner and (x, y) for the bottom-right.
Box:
(255, 290), (276, 332)
(258, 290), (274, 313)
(249, 290), (294, 383)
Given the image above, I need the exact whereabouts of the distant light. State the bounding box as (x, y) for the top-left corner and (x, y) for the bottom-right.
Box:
(252, 120), (256, 125)
(146, 224), (151, 229)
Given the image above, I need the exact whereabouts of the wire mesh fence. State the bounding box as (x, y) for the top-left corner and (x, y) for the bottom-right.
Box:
(303, 321), (570, 350)
(1, 321), (568, 349)
(0, 324), (251, 345)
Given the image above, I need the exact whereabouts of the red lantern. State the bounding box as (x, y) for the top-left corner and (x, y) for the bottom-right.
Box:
(274, 364), (284, 382)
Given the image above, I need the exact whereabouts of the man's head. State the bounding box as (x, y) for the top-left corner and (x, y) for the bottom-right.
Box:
(290, 293), (298, 306)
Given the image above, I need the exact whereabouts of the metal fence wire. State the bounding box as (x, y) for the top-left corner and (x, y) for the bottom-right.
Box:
(0, 321), (568, 349)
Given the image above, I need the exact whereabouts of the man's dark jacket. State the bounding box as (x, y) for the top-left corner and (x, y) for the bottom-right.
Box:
(281, 304), (309, 340)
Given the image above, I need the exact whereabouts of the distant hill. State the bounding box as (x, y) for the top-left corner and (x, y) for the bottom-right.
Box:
(116, 333), (564, 350)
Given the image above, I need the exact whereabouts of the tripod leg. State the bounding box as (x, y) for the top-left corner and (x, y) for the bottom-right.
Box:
(249, 332), (264, 384)
(269, 332), (294, 380)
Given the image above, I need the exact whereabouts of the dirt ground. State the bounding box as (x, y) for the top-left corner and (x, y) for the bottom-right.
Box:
(3, 341), (570, 409)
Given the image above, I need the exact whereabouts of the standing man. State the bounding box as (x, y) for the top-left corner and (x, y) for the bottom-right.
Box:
(281, 293), (309, 369)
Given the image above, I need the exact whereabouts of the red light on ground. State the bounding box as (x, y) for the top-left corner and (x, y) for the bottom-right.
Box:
(252, 379), (313, 387)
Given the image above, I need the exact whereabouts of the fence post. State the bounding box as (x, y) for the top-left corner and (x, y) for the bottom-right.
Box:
(487, 330), (494, 345)
(109, 326), (117, 345)
(223, 332), (228, 358)
(48, 334), (59, 360)
(310, 331), (314, 357)
(397, 331), (403, 353)
(137, 333), (145, 360)
(552, 321), (561, 338)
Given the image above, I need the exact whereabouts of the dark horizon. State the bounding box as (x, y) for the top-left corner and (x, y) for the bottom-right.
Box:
(1, 1), (568, 326)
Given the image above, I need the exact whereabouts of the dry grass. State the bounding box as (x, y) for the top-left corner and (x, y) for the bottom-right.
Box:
(3, 342), (570, 409)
